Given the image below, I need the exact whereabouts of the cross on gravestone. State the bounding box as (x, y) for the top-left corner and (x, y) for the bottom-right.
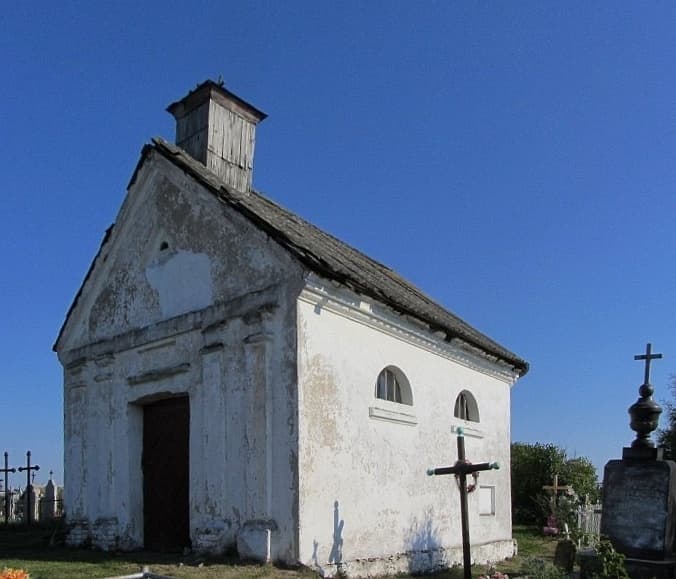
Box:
(427, 427), (499, 579)
(628, 343), (664, 453)
(1, 452), (16, 525)
(17, 451), (39, 526)
(634, 342), (662, 386)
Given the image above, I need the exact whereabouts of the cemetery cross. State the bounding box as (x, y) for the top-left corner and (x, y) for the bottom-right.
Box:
(629, 343), (663, 451)
(542, 475), (573, 510)
(1, 452), (16, 524)
(427, 427), (499, 579)
(17, 451), (39, 526)
(634, 342), (662, 386)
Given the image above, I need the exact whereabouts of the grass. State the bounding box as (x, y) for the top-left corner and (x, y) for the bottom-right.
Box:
(0, 522), (315, 579)
(0, 522), (564, 579)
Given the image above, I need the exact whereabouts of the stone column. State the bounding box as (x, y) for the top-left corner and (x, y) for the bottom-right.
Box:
(64, 357), (90, 545)
(238, 311), (276, 562)
(193, 339), (233, 551)
(88, 354), (120, 549)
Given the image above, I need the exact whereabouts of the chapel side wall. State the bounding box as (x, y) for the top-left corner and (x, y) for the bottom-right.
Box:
(296, 291), (516, 575)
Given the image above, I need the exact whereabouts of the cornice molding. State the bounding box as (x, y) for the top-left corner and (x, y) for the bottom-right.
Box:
(299, 276), (519, 385)
(128, 363), (191, 386)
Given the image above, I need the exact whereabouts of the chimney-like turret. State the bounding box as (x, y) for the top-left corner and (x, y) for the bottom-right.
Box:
(167, 80), (267, 192)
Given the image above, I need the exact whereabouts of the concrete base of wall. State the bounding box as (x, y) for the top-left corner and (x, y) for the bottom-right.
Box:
(66, 517), (122, 551)
(311, 539), (516, 578)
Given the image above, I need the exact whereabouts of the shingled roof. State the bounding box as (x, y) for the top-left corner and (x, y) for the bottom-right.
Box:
(140, 137), (529, 376)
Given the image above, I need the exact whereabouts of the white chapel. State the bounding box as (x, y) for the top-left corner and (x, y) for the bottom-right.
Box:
(54, 80), (529, 577)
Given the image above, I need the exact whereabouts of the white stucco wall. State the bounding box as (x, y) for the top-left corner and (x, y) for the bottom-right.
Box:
(57, 149), (523, 574)
(58, 154), (305, 560)
(296, 278), (519, 577)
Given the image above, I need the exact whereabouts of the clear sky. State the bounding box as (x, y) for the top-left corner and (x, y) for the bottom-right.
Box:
(2, 2), (676, 486)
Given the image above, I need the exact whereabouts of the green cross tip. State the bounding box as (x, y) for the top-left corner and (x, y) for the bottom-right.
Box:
(426, 468), (435, 476)
(456, 426), (465, 437)
(490, 462), (500, 470)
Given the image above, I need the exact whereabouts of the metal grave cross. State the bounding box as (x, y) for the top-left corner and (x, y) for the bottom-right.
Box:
(427, 427), (499, 579)
(17, 451), (39, 526)
(1, 453), (16, 525)
(634, 342), (662, 385)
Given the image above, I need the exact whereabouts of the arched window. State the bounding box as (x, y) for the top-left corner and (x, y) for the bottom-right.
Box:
(454, 390), (479, 422)
(375, 366), (413, 406)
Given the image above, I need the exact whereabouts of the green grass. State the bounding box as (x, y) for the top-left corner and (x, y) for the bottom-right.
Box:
(0, 523), (563, 579)
(0, 522), (315, 579)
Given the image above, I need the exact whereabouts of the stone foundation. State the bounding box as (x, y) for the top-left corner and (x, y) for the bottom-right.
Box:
(311, 539), (517, 578)
(66, 517), (121, 551)
(192, 520), (235, 554)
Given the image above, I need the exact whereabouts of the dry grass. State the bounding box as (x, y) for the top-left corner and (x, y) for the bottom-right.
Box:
(0, 522), (561, 579)
(0, 523), (315, 579)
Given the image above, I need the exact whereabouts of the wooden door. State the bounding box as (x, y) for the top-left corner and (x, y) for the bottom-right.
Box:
(143, 396), (190, 552)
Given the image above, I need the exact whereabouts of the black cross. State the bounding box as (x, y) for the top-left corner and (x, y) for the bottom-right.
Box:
(428, 428), (499, 579)
(634, 342), (662, 385)
(1, 452), (16, 525)
(17, 451), (39, 526)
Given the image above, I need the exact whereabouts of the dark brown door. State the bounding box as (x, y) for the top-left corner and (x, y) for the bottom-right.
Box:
(143, 396), (190, 552)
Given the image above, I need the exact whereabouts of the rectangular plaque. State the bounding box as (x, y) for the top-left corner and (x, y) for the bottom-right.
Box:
(601, 459), (676, 560)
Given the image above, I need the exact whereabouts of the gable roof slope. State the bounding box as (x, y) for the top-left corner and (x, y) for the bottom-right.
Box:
(146, 137), (528, 376)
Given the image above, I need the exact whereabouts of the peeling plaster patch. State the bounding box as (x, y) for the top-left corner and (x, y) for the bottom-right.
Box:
(146, 250), (213, 318)
(304, 356), (341, 450)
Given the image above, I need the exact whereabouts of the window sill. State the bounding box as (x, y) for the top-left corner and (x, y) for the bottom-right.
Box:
(451, 424), (484, 439)
(369, 405), (417, 426)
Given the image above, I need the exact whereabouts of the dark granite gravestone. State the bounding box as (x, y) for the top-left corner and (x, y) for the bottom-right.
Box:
(590, 344), (676, 579)
(602, 458), (676, 560)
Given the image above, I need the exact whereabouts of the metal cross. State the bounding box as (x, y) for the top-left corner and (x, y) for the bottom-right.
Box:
(17, 451), (39, 526)
(428, 428), (499, 579)
(0, 452), (16, 525)
(634, 343), (662, 385)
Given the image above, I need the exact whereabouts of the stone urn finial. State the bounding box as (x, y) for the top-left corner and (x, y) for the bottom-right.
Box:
(629, 343), (663, 448)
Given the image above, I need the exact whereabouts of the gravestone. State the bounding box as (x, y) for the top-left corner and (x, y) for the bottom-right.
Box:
(39, 477), (57, 521)
(590, 344), (676, 579)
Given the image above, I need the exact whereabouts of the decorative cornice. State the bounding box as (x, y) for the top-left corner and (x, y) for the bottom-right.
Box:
(137, 338), (176, 355)
(94, 353), (115, 368)
(66, 358), (87, 372)
(244, 332), (274, 345)
(299, 276), (519, 384)
(451, 424), (484, 439)
(60, 284), (281, 366)
(128, 363), (190, 386)
(200, 342), (224, 355)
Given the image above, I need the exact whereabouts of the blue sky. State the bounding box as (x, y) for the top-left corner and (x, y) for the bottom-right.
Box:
(2, 2), (676, 486)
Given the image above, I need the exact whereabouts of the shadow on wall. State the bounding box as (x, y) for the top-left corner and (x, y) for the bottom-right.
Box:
(312, 500), (345, 576)
(405, 508), (445, 574)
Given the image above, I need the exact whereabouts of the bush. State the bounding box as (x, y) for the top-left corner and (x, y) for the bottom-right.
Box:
(511, 442), (599, 525)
